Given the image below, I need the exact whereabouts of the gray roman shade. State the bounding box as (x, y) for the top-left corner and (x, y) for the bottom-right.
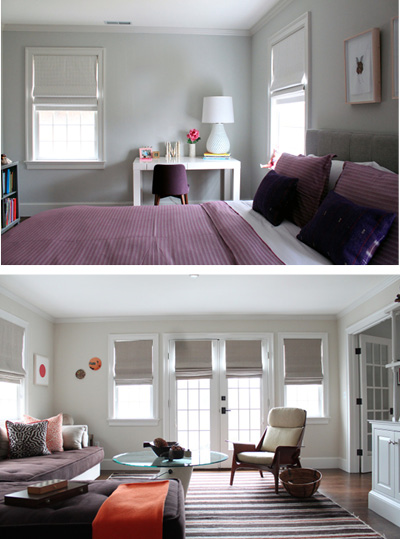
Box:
(226, 340), (262, 378)
(33, 53), (98, 105)
(270, 27), (306, 95)
(284, 338), (323, 385)
(175, 340), (213, 379)
(114, 340), (153, 385)
(0, 318), (25, 378)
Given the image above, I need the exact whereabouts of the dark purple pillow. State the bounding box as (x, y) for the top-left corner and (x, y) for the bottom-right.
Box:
(297, 191), (396, 265)
(275, 152), (335, 227)
(252, 170), (298, 226)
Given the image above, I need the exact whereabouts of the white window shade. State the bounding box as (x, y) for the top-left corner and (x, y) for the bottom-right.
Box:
(0, 318), (25, 378)
(114, 340), (153, 385)
(33, 54), (98, 105)
(284, 338), (323, 385)
(175, 340), (213, 379)
(270, 27), (306, 94)
(226, 340), (262, 378)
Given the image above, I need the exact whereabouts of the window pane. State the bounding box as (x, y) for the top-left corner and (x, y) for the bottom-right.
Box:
(0, 380), (20, 421)
(176, 379), (210, 451)
(270, 91), (305, 155)
(115, 384), (152, 419)
(285, 384), (322, 417)
(227, 377), (261, 444)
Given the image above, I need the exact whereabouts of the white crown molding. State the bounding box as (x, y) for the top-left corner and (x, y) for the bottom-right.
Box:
(0, 285), (55, 323)
(1, 23), (250, 37)
(338, 276), (400, 319)
(250, 0), (295, 35)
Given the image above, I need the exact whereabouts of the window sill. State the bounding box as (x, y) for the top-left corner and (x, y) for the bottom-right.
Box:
(25, 160), (106, 170)
(108, 418), (160, 427)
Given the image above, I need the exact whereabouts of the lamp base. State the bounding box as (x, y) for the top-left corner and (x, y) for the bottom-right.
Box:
(206, 123), (230, 154)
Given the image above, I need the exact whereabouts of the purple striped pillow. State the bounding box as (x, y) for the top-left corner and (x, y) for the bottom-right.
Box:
(297, 191), (396, 265)
(275, 153), (335, 227)
(334, 162), (398, 265)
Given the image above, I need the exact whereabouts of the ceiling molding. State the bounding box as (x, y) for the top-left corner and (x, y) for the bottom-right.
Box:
(250, 0), (295, 35)
(1, 23), (251, 37)
(0, 285), (55, 323)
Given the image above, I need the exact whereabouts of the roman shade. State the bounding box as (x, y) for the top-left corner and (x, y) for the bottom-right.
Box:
(0, 318), (25, 378)
(114, 340), (153, 385)
(175, 340), (212, 379)
(270, 27), (306, 94)
(225, 340), (262, 378)
(32, 53), (98, 105)
(284, 338), (323, 385)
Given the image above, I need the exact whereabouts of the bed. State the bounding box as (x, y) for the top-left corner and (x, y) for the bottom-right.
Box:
(1, 129), (398, 266)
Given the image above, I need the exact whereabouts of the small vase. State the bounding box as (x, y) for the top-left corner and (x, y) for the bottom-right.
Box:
(188, 144), (196, 158)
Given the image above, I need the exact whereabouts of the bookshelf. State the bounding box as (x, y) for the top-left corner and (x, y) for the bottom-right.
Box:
(1, 161), (20, 234)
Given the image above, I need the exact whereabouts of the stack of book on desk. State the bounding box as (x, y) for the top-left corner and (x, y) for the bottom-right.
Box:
(203, 152), (231, 160)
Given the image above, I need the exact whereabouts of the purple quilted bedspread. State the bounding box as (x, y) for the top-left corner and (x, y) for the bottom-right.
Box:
(1, 201), (284, 265)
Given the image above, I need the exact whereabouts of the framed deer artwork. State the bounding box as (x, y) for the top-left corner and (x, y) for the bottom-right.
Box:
(344, 28), (381, 104)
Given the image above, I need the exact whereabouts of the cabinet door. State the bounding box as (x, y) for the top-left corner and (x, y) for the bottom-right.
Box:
(395, 431), (400, 501)
(373, 428), (394, 497)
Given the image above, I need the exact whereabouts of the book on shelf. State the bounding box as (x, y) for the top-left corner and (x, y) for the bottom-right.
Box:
(2, 168), (15, 195)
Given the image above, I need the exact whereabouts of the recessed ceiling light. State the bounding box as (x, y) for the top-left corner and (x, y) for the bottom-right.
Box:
(104, 21), (132, 25)
(189, 274), (199, 279)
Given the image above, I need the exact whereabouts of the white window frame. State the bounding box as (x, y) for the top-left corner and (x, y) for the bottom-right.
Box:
(0, 309), (28, 423)
(278, 332), (329, 424)
(108, 333), (159, 426)
(267, 12), (310, 157)
(25, 47), (105, 170)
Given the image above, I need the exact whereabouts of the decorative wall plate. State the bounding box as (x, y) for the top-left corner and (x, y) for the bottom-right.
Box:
(75, 369), (86, 379)
(89, 357), (102, 370)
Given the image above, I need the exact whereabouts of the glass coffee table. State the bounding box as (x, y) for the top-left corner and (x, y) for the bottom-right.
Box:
(113, 449), (228, 497)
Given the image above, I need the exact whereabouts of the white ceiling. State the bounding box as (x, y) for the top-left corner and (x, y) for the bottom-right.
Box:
(0, 274), (397, 321)
(1, 0), (282, 32)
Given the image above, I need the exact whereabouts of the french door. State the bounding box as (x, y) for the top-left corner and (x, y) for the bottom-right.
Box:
(165, 334), (272, 465)
(358, 335), (392, 473)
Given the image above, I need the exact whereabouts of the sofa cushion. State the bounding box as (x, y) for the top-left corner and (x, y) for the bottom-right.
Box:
(23, 413), (63, 452)
(0, 446), (104, 482)
(0, 478), (184, 539)
(261, 426), (303, 452)
(237, 451), (274, 466)
(0, 428), (8, 460)
(6, 420), (51, 459)
(62, 425), (88, 450)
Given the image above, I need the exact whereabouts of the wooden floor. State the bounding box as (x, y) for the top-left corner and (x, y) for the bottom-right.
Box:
(100, 468), (399, 538)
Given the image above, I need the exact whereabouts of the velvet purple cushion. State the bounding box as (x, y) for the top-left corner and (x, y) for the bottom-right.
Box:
(334, 161), (398, 265)
(252, 170), (298, 226)
(297, 191), (396, 265)
(274, 152), (335, 227)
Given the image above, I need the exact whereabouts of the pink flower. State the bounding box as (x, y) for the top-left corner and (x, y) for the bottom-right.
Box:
(187, 129), (201, 143)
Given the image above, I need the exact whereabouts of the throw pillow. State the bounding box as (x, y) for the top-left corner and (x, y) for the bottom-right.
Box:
(23, 413), (63, 452)
(0, 427), (9, 459)
(252, 170), (298, 226)
(62, 425), (86, 450)
(334, 161), (398, 265)
(274, 152), (335, 227)
(6, 420), (51, 459)
(297, 191), (396, 265)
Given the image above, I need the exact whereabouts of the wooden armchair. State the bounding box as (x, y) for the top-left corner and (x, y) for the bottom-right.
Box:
(229, 407), (306, 493)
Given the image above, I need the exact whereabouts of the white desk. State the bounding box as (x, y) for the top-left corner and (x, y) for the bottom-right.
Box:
(133, 156), (241, 206)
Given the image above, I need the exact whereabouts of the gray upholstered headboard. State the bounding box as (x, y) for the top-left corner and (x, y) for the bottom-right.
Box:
(306, 129), (398, 173)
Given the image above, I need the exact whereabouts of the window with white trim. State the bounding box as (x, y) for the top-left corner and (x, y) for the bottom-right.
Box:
(25, 47), (105, 169)
(279, 333), (328, 419)
(269, 14), (309, 158)
(0, 312), (27, 422)
(108, 334), (158, 424)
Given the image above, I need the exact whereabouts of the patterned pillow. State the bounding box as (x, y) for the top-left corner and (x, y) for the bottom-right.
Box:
(334, 162), (398, 265)
(297, 191), (396, 265)
(6, 420), (51, 459)
(23, 413), (63, 452)
(252, 170), (298, 226)
(275, 153), (335, 227)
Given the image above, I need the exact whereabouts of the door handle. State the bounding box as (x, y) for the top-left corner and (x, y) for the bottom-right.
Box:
(221, 407), (231, 414)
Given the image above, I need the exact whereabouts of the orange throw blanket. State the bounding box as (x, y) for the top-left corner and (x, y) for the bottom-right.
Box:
(92, 481), (170, 539)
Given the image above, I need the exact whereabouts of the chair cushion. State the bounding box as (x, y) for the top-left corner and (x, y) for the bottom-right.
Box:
(238, 451), (275, 466)
(261, 426), (303, 452)
(268, 407), (306, 428)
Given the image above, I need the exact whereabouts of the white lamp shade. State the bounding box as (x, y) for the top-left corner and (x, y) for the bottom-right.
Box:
(202, 96), (234, 124)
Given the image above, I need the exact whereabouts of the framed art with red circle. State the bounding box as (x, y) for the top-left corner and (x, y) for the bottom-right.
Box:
(34, 353), (49, 386)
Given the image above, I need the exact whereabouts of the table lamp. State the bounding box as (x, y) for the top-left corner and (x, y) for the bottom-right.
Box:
(202, 96), (234, 154)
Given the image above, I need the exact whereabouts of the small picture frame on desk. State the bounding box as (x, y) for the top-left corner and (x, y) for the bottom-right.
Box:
(152, 151), (160, 159)
(139, 147), (152, 160)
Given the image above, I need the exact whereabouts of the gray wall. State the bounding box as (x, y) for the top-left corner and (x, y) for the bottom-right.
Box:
(251, 0), (399, 195)
(1, 30), (252, 212)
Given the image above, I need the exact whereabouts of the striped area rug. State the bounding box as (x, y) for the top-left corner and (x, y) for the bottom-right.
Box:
(185, 471), (383, 538)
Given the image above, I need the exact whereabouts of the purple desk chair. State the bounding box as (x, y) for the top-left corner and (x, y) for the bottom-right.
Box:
(152, 164), (189, 205)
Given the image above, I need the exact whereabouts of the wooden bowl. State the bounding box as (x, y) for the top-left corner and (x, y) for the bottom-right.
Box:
(279, 468), (322, 498)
